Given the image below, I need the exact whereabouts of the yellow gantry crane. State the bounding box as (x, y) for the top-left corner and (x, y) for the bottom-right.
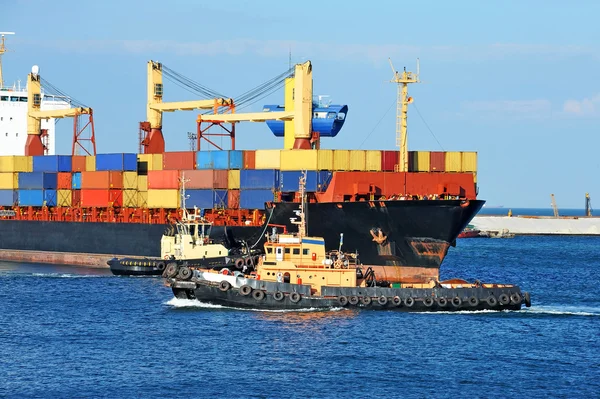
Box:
(0, 31), (15, 88)
(141, 60), (234, 154)
(198, 61), (314, 150)
(388, 58), (420, 172)
(26, 65), (96, 156)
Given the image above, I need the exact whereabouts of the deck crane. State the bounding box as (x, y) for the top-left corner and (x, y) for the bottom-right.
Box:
(26, 66), (96, 156)
(388, 58), (420, 172)
(140, 61), (234, 154)
(197, 61), (313, 150)
(0, 31), (15, 88)
(550, 194), (559, 217)
(585, 193), (593, 217)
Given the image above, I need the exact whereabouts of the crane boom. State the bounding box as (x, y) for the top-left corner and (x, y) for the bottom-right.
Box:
(149, 99), (231, 112)
(30, 107), (92, 119)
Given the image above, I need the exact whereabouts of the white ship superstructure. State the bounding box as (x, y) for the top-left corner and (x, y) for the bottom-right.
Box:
(0, 32), (70, 156)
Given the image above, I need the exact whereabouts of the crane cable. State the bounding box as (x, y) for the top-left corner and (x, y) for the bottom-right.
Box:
(40, 77), (88, 108)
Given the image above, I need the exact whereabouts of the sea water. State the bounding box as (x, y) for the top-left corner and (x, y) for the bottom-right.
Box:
(0, 236), (598, 398)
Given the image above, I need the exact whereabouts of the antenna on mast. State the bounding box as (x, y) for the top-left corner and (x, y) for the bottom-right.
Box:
(0, 31), (16, 88)
(388, 57), (420, 172)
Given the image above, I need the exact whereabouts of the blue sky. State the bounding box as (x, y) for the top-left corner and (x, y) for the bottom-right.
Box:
(3, 0), (600, 208)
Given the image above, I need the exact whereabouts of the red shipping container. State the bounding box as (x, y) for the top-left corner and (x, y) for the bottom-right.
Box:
(243, 150), (255, 169)
(72, 190), (81, 207)
(163, 151), (196, 170)
(182, 170), (228, 189)
(148, 170), (179, 189)
(315, 171), (406, 202)
(57, 172), (72, 189)
(80, 189), (123, 207)
(81, 171), (123, 189)
(72, 156), (87, 172)
(381, 151), (398, 171)
(430, 152), (446, 172)
(228, 190), (240, 209)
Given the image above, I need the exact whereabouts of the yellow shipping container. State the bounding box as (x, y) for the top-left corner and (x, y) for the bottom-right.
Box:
(137, 191), (148, 208)
(137, 153), (163, 171)
(461, 152), (477, 172)
(0, 156), (32, 172)
(255, 149), (281, 169)
(365, 151), (382, 171)
(147, 189), (179, 208)
(57, 190), (72, 207)
(137, 175), (148, 191)
(123, 190), (137, 208)
(445, 151), (462, 172)
(317, 149), (334, 170)
(280, 149), (318, 171)
(0, 173), (18, 189)
(228, 169), (240, 189)
(85, 156), (96, 171)
(333, 150), (350, 171)
(348, 150), (366, 171)
(123, 172), (138, 190)
(410, 151), (430, 172)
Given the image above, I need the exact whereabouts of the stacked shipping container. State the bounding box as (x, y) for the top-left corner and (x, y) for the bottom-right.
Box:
(0, 149), (477, 209)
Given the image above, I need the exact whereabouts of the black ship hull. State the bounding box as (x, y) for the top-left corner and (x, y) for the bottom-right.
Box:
(0, 199), (483, 268)
(170, 278), (530, 312)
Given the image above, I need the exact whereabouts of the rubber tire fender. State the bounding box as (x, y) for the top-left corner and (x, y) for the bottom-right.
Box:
(349, 296), (359, 306)
(361, 296), (372, 306)
(252, 290), (265, 301)
(156, 262), (166, 271)
(436, 297), (448, 307)
(510, 293), (522, 305)
(452, 297), (462, 308)
(245, 256), (254, 267)
(468, 296), (479, 307)
(524, 292), (531, 307)
(392, 296), (402, 307)
(377, 296), (388, 306)
(290, 292), (301, 303)
(423, 297), (434, 307)
(273, 291), (285, 301)
(486, 295), (498, 307)
(404, 297), (415, 307)
(234, 259), (244, 270)
(499, 293), (510, 305)
(218, 280), (231, 292)
(165, 263), (179, 278)
(240, 285), (252, 296)
(177, 266), (193, 281)
(338, 296), (349, 306)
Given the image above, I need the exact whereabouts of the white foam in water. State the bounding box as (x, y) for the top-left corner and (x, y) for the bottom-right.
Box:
(164, 297), (344, 313)
(522, 305), (600, 317)
(29, 272), (105, 278)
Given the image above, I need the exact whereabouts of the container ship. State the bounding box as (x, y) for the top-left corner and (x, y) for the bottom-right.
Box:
(0, 33), (482, 278)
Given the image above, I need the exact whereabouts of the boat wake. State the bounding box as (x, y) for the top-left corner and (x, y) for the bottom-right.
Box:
(164, 297), (344, 313)
(521, 305), (600, 317)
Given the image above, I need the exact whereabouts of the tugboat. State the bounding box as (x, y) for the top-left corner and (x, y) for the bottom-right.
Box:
(108, 176), (262, 276)
(164, 174), (531, 311)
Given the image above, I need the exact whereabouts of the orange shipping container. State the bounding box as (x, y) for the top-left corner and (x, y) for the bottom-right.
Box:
(72, 190), (81, 206)
(80, 189), (123, 207)
(243, 150), (255, 169)
(81, 171), (123, 189)
(57, 172), (72, 189)
(147, 170), (179, 189)
(228, 190), (240, 209)
(72, 156), (87, 172)
(183, 170), (228, 189)
(430, 152), (445, 172)
(163, 151), (196, 170)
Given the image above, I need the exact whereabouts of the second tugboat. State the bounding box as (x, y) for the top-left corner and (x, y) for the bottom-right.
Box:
(164, 174), (531, 312)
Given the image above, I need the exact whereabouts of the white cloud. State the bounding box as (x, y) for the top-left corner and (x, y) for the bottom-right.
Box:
(563, 93), (600, 116)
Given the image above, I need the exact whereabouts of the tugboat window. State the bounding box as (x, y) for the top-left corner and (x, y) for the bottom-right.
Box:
(283, 272), (291, 283)
(293, 248), (300, 255)
(267, 247), (273, 254)
(284, 248), (290, 254)
(303, 249), (309, 255)
(189, 225), (196, 236)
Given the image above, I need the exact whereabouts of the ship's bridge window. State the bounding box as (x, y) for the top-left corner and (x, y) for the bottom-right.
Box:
(327, 112), (336, 119)
(19, 97), (27, 102)
(336, 112), (346, 120)
(189, 225), (196, 237)
(266, 247), (273, 254)
(0, 96), (7, 101)
(303, 249), (309, 255)
(10, 97), (18, 102)
(315, 112), (328, 119)
(293, 248), (300, 255)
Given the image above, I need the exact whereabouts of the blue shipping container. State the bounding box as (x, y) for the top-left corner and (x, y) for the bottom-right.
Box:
(0, 190), (16, 206)
(196, 151), (230, 170)
(32, 155), (71, 172)
(44, 189), (57, 206)
(214, 189), (228, 207)
(18, 172), (57, 190)
(240, 169), (279, 190)
(280, 171), (318, 192)
(318, 170), (333, 192)
(18, 190), (44, 206)
(240, 189), (273, 209)
(185, 189), (229, 209)
(196, 151), (212, 169)
(229, 151), (243, 169)
(96, 153), (137, 171)
(72, 172), (82, 189)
